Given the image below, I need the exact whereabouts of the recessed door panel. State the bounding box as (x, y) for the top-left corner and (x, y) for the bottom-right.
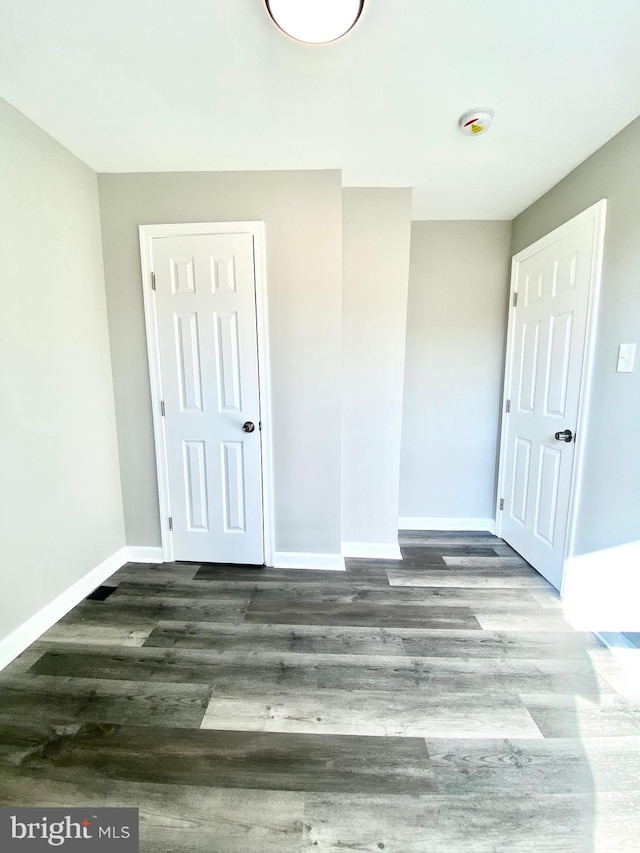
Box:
(510, 438), (532, 526)
(534, 447), (561, 546)
(183, 441), (209, 531)
(221, 441), (247, 533)
(552, 253), (578, 297)
(517, 321), (540, 413)
(524, 271), (544, 307)
(214, 311), (242, 413)
(212, 256), (237, 294)
(174, 313), (203, 412)
(170, 257), (196, 295)
(544, 312), (573, 418)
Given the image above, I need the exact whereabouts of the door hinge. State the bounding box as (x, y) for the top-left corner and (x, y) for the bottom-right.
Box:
(161, 400), (166, 417)
(259, 421), (262, 431)
(499, 498), (504, 511)
(505, 399), (511, 413)
(513, 291), (518, 308)
(151, 271), (156, 291)
(168, 516), (173, 531)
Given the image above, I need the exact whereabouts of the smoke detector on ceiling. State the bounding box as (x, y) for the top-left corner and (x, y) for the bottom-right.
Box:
(459, 108), (495, 137)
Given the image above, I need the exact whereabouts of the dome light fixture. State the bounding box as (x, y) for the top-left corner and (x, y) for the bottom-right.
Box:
(265, 0), (365, 44)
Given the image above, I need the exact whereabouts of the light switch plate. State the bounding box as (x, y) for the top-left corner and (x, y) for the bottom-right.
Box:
(617, 343), (637, 373)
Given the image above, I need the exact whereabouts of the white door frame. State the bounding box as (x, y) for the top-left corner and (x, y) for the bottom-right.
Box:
(139, 221), (275, 567)
(495, 199), (607, 594)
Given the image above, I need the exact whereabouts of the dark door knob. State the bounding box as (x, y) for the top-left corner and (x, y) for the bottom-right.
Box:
(242, 421), (256, 433)
(554, 429), (573, 443)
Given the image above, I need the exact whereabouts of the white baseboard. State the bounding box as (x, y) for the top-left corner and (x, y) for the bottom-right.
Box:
(125, 546), (164, 564)
(126, 547), (347, 572)
(399, 516), (496, 533)
(341, 541), (402, 560)
(0, 546), (129, 672)
(273, 552), (345, 571)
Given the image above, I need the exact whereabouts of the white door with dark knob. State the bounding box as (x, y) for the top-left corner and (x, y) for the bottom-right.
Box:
(147, 229), (265, 565)
(498, 202), (606, 591)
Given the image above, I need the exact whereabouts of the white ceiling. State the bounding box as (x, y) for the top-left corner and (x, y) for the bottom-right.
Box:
(1, 0), (640, 219)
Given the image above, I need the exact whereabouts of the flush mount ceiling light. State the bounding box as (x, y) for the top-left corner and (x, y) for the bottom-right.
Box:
(265, 0), (365, 44)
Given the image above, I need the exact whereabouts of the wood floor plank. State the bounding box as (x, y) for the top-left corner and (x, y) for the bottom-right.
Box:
(593, 791), (640, 852)
(401, 629), (603, 659)
(442, 555), (533, 568)
(387, 568), (552, 589)
(107, 589), (252, 607)
(0, 674), (212, 728)
(301, 791), (600, 852)
(520, 693), (640, 738)
(115, 580), (549, 609)
(0, 647), (47, 677)
(40, 623), (153, 647)
(425, 735), (640, 794)
(143, 623), (600, 659)
(400, 545), (500, 559)
(28, 647), (610, 695)
(0, 775), (305, 853)
(201, 688), (543, 738)
(473, 610), (581, 631)
(27, 646), (226, 685)
(108, 563), (201, 585)
(244, 601), (482, 629)
(585, 648), (640, 695)
(491, 542), (528, 558)
(194, 565), (394, 585)
(344, 558), (442, 572)
(59, 596), (250, 628)
(248, 585), (553, 610)
(398, 531), (501, 544)
(11, 722), (436, 795)
(530, 589), (564, 608)
(0, 721), (82, 769)
(144, 622), (408, 656)
(112, 579), (265, 599)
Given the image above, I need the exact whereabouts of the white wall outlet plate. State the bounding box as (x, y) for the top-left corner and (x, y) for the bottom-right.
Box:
(616, 342), (637, 373)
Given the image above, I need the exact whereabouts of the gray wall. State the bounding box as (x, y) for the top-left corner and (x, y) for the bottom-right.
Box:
(512, 116), (640, 557)
(399, 221), (512, 521)
(0, 98), (125, 643)
(98, 171), (343, 555)
(341, 188), (412, 547)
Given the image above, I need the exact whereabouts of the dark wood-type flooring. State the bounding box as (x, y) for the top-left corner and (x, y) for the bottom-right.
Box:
(1, 531), (639, 851)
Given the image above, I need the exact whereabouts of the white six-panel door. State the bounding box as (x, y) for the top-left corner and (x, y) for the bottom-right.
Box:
(148, 230), (265, 564)
(498, 202), (606, 590)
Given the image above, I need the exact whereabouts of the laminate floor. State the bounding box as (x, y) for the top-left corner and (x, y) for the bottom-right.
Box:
(1, 531), (639, 852)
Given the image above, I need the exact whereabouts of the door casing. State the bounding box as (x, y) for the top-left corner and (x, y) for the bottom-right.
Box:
(495, 199), (607, 594)
(139, 221), (275, 566)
